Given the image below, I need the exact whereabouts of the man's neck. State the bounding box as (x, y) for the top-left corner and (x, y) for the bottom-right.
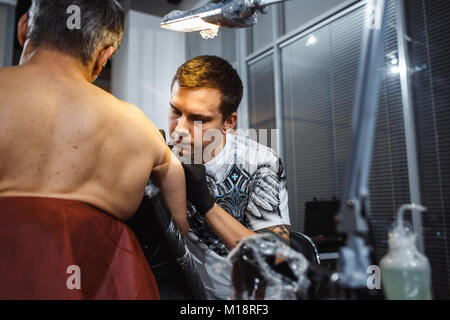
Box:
(202, 132), (228, 164)
(19, 41), (92, 82)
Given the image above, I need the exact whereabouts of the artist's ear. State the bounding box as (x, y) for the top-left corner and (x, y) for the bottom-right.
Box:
(222, 112), (237, 134)
(18, 13), (29, 48)
(91, 46), (115, 82)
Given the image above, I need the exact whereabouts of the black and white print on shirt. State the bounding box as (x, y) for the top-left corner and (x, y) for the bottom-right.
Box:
(187, 133), (290, 256)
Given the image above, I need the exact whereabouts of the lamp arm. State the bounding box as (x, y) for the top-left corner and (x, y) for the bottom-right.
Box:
(336, 0), (388, 291)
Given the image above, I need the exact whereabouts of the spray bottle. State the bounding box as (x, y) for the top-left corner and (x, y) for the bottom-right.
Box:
(380, 203), (432, 300)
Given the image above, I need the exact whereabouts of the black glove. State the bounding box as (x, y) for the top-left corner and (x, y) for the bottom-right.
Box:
(181, 164), (216, 217)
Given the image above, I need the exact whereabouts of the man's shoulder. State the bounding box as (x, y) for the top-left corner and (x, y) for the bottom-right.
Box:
(0, 66), (24, 89)
(91, 88), (154, 132)
(0, 66), (11, 76)
(232, 133), (282, 171)
(0, 65), (20, 74)
(89, 88), (163, 152)
(114, 99), (150, 127)
(229, 133), (290, 231)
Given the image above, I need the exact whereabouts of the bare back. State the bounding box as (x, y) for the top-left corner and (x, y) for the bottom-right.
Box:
(0, 65), (166, 220)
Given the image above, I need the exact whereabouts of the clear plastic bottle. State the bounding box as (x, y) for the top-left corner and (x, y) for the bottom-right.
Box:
(380, 204), (432, 300)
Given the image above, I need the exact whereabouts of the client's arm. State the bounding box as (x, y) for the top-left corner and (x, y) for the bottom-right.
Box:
(151, 133), (189, 236)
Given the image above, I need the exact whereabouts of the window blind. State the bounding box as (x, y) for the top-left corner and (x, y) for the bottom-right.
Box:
(248, 54), (277, 133)
(280, 1), (411, 266)
(404, 0), (450, 300)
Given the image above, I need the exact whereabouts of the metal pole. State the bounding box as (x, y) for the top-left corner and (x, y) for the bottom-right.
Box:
(237, 28), (250, 130)
(337, 0), (388, 290)
(338, 0), (388, 235)
(395, 0), (425, 253)
(272, 0), (286, 163)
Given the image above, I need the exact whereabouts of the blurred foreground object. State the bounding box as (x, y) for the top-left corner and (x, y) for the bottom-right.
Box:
(216, 233), (310, 299)
(127, 179), (208, 300)
(215, 233), (340, 300)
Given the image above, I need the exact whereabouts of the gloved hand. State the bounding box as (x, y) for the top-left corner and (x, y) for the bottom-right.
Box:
(181, 164), (216, 217)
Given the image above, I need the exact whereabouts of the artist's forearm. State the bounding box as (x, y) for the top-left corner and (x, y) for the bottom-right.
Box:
(256, 225), (291, 243)
(204, 204), (255, 250)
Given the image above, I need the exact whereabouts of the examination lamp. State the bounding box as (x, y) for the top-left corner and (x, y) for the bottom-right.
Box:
(160, 0), (286, 39)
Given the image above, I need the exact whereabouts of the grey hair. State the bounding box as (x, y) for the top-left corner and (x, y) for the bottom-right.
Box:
(27, 0), (125, 65)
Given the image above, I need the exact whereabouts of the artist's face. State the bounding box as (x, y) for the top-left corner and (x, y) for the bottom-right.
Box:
(169, 83), (235, 163)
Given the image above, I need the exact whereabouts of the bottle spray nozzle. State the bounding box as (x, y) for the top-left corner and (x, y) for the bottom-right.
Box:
(394, 203), (427, 235)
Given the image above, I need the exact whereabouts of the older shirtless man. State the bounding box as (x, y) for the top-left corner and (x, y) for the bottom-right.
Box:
(0, 0), (188, 299)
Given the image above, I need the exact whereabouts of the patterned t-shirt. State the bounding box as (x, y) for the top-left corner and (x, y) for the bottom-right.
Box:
(187, 132), (291, 256)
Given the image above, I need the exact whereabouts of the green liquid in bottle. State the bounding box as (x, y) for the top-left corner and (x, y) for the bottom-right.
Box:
(381, 266), (432, 300)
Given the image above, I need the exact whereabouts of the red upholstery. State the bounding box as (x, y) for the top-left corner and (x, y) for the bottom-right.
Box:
(0, 196), (160, 300)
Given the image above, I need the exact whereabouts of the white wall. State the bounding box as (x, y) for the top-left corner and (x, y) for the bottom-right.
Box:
(0, 5), (7, 67)
(111, 10), (186, 134)
(129, 0), (211, 17)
